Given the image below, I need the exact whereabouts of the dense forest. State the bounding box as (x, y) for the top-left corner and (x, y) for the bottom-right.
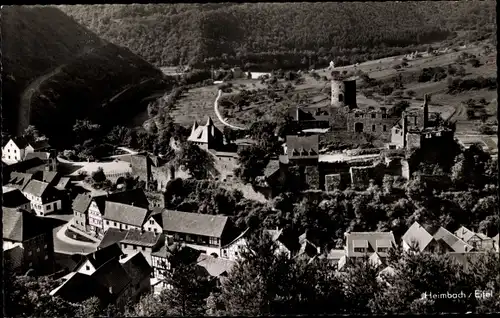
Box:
(1, 6), (169, 147)
(60, 2), (496, 70)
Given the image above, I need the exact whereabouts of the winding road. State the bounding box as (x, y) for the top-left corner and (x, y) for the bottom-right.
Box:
(214, 90), (247, 130)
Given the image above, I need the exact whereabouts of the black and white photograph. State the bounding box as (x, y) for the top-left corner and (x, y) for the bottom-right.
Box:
(1, 1), (499, 316)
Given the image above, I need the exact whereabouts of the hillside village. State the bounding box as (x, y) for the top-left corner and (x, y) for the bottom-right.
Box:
(2, 3), (499, 317)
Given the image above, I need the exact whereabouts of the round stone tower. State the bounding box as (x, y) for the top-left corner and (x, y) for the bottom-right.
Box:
(331, 79), (346, 108)
(331, 78), (357, 109)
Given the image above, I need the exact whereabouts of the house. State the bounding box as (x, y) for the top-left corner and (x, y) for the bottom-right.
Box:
(187, 117), (224, 151)
(196, 253), (236, 287)
(432, 227), (474, 253)
(143, 207), (165, 234)
(296, 231), (321, 260)
(119, 251), (153, 301)
(102, 202), (150, 232)
(402, 222), (451, 253)
(263, 228), (300, 258)
(34, 170), (61, 187)
(23, 151), (52, 161)
(2, 158), (47, 181)
(455, 226), (495, 251)
(344, 231), (396, 262)
(75, 243), (124, 276)
(221, 228), (250, 261)
(2, 137), (51, 164)
(151, 242), (199, 285)
(161, 210), (233, 257)
(72, 192), (93, 232)
(319, 249), (346, 268)
(119, 229), (164, 266)
(22, 180), (62, 216)
(2, 189), (31, 211)
(87, 188), (149, 237)
(3, 208), (55, 275)
(98, 228), (129, 250)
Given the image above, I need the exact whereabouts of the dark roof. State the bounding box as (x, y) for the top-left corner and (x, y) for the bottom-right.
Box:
(263, 160), (280, 178)
(93, 188), (149, 212)
(3, 208), (49, 242)
(4, 245), (24, 271)
(2, 189), (30, 208)
(22, 180), (49, 197)
(52, 272), (111, 304)
(92, 258), (132, 297)
(83, 243), (124, 269)
(98, 228), (128, 250)
(149, 207), (165, 227)
(3, 158), (45, 175)
(72, 192), (93, 213)
(40, 171), (60, 184)
(162, 210), (228, 238)
(54, 253), (86, 272)
(10, 136), (30, 149)
(24, 152), (51, 161)
(55, 177), (71, 190)
(103, 201), (149, 227)
(286, 135), (319, 157)
(121, 229), (163, 247)
(120, 252), (152, 285)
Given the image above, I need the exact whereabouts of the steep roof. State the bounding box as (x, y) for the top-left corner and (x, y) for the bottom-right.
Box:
(162, 210), (228, 238)
(2, 189), (30, 208)
(4, 245), (24, 271)
(24, 152), (51, 161)
(345, 231), (396, 257)
(22, 179), (49, 197)
(72, 192), (93, 214)
(402, 222), (434, 252)
(263, 160), (280, 178)
(10, 136), (30, 149)
(93, 188), (149, 212)
(3, 208), (49, 242)
(98, 228), (128, 250)
(51, 272), (111, 304)
(121, 229), (163, 247)
(55, 177), (71, 190)
(187, 117), (223, 144)
(149, 207), (165, 227)
(433, 227), (473, 253)
(39, 171), (59, 184)
(455, 226), (491, 242)
(103, 201), (150, 227)
(196, 254), (235, 277)
(120, 251), (152, 285)
(286, 135), (319, 157)
(82, 243), (124, 269)
(5, 172), (33, 190)
(91, 259), (131, 297)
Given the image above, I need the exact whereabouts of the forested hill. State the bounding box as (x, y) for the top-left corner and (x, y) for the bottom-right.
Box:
(1, 6), (168, 148)
(59, 2), (496, 69)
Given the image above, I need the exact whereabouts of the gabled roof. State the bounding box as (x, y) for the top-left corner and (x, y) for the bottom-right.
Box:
(103, 201), (150, 227)
(2, 189), (30, 208)
(55, 177), (71, 190)
(455, 226), (491, 243)
(51, 272), (111, 304)
(368, 252), (384, 267)
(98, 228), (128, 250)
(433, 227), (473, 253)
(39, 171), (59, 185)
(162, 210), (228, 238)
(72, 192), (93, 214)
(81, 243), (124, 269)
(402, 222), (434, 252)
(120, 252), (152, 285)
(9, 136), (30, 149)
(24, 152), (51, 161)
(22, 180), (49, 197)
(286, 135), (319, 157)
(93, 188), (149, 212)
(187, 116), (223, 144)
(3, 208), (49, 242)
(121, 229), (163, 247)
(196, 254), (236, 277)
(3, 158), (45, 176)
(149, 207), (165, 227)
(345, 231), (396, 257)
(263, 160), (280, 178)
(91, 259), (131, 297)
(4, 245), (24, 271)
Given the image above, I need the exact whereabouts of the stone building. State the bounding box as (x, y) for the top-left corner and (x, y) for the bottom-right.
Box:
(331, 78), (357, 109)
(187, 117), (224, 151)
(346, 108), (398, 140)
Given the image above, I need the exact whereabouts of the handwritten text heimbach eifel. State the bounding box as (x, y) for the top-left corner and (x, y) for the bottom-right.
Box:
(422, 290), (494, 300)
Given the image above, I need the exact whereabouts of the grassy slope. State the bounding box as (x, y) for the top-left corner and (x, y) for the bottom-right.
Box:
(59, 2), (496, 67)
(1, 6), (168, 148)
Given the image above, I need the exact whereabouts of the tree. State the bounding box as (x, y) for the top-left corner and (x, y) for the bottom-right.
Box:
(22, 125), (42, 143)
(123, 293), (170, 317)
(91, 167), (107, 184)
(406, 90), (416, 98)
(380, 84), (394, 102)
(161, 244), (213, 316)
(234, 145), (269, 183)
(221, 231), (293, 316)
(174, 142), (216, 180)
(392, 100), (410, 117)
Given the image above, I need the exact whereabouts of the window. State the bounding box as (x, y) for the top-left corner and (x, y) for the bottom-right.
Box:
(123, 244), (127, 248)
(371, 113), (376, 118)
(235, 251), (239, 256)
(150, 220), (154, 225)
(354, 247), (366, 253)
(383, 125), (387, 132)
(377, 247), (389, 253)
(209, 237), (219, 245)
(106, 221), (109, 225)
(8, 156), (10, 159)
(86, 265), (90, 270)
(8, 149), (10, 152)
(372, 125), (376, 132)
(133, 246), (137, 250)
(148, 227), (151, 231)
(44, 255), (48, 260)
(114, 222), (117, 226)
(142, 247), (146, 251)
(354, 113), (359, 118)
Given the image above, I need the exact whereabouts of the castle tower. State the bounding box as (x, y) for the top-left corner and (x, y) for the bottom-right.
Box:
(331, 79), (357, 109)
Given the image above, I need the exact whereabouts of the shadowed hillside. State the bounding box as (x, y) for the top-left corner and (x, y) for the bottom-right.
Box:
(1, 6), (170, 148)
(59, 2), (496, 69)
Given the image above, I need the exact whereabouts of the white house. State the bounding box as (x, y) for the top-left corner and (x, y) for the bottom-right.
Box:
(22, 180), (61, 216)
(102, 202), (150, 232)
(221, 228), (250, 261)
(2, 137), (50, 164)
(142, 208), (165, 234)
(75, 244), (124, 276)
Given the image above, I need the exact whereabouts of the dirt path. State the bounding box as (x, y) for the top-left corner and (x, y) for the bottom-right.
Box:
(214, 90), (247, 130)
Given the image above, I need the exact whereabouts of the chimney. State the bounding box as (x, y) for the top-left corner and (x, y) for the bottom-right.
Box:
(423, 94), (429, 128)
(402, 112), (408, 149)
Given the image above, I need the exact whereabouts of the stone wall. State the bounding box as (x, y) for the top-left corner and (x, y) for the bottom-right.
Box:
(406, 133), (422, 149)
(350, 165), (375, 189)
(346, 111), (397, 140)
(304, 166), (320, 190)
(325, 173), (342, 191)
